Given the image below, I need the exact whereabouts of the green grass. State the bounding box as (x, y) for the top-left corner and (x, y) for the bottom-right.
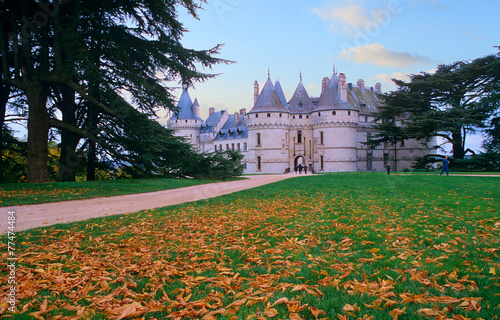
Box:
(1, 173), (499, 319)
(0, 177), (240, 207)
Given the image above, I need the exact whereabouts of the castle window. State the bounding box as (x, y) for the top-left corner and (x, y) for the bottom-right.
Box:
(320, 131), (324, 145)
(237, 143), (241, 150)
(185, 120), (188, 123)
(267, 113), (271, 117)
(320, 156), (324, 170)
(365, 116), (368, 122)
(306, 115), (309, 119)
(318, 112), (321, 116)
(243, 142), (247, 151)
(299, 115), (303, 119)
(348, 111), (351, 115)
(297, 130), (302, 144)
(257, 156), (262, 170)
(279, 113), (282, 117)
(231, 143), (235, 150)
(332, 111), (336, 115)
(226, 144), (229, 150)
(256, 114), (259, 118)
(257, 133), (261, 145)
(293, 115), (296, 119)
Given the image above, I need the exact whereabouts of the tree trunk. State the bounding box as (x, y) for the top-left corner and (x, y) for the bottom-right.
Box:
(26, 82), (51, 183)
(58, 85), (81, 181)
(0, 83), (9, 183)
(451, 130), (465, 159)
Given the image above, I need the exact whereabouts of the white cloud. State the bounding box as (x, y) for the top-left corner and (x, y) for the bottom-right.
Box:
(376, 72), (411, 84)
(312, 0), (403, 36)
(312, 2), (369, 35)
(339, 43), (433, 68)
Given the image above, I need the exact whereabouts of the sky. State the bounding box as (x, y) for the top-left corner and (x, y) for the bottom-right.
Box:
(158, 0), (500, 152)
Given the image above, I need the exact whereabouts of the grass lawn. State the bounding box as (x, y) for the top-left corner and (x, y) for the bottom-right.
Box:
(1, 174), (499, 319)
(0, 178), (237, 207)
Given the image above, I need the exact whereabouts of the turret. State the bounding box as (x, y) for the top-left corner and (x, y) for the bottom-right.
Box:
(193, 98), (200, 117)
(254, 80), (259, 105)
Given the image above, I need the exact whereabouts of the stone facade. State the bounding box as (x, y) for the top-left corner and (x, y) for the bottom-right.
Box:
(167, 69), (436, 174)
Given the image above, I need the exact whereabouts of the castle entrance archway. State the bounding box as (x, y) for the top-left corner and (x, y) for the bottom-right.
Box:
(294, 156), (305, 172)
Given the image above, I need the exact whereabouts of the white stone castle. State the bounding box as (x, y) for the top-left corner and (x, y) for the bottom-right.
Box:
(167, 68), (435, 174)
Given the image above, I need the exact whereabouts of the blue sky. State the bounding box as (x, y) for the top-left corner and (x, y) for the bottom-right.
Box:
(160, 0), (499, 151)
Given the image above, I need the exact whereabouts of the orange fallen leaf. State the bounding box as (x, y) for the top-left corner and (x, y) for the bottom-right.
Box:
(263, 308), (279, 317)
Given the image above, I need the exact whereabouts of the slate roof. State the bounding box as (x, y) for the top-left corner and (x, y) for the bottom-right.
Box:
(200, 111), (223, 134)
(248, 77), (289, 113)
(170, 88), (203, 121)
(314, 73), (356, 111)
(347, 86), (381, 113)
(214, 114), (248, 141)
(274, 80), (289, 110)
(288, 82), (315, 114)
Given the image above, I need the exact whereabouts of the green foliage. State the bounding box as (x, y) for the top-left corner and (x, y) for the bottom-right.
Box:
(1, 126), (27, 183)
(451, 151), (500, 172)
(181, 149), (245, 179)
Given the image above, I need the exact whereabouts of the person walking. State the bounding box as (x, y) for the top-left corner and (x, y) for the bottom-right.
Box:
(298, 164), (303, 174)
(440, 156), (449, 176)
(304, 165), (308, 174)
(294, 165), (298, 174)
(386, 163), (391, 175)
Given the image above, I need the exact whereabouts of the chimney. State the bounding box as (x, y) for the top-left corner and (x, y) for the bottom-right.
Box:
(254, 80), (259, 105)
(322, 77), (329, 92)
(339, 73), (347, 101)
(375, 82), (382, 93)
(348, 83), (353, 90)
(240, 108), (247, 124)
(357, 79), (365, 90)
(209, 107), (215, 116)
(234, 112), (239, 123)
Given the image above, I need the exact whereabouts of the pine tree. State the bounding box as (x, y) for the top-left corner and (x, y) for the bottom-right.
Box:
(370, 51), (500, 159)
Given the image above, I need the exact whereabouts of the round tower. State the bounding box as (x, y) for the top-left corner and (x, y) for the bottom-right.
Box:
(246, 76), (291, 174)
(167, 86), (203, 148)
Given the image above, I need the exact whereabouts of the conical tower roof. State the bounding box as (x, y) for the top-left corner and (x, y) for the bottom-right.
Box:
(248, 77), (289, 113)
(315, 72), (341, 111)
(274, 80), (289, 110)
(170, 87), (203, 120)
(288, 82), (315, 114)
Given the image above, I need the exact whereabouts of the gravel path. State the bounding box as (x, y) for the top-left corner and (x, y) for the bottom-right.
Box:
(1, 174), (300, 233)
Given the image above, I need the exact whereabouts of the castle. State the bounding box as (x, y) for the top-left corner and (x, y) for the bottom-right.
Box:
(167, 68), (435, 174)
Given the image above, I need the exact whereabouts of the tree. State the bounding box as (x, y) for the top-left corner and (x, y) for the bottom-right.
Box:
(0, 0), (231, 182)
(370, 50), (500, 159)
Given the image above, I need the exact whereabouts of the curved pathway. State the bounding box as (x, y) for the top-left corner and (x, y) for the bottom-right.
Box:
(1, 174), (302, 233)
